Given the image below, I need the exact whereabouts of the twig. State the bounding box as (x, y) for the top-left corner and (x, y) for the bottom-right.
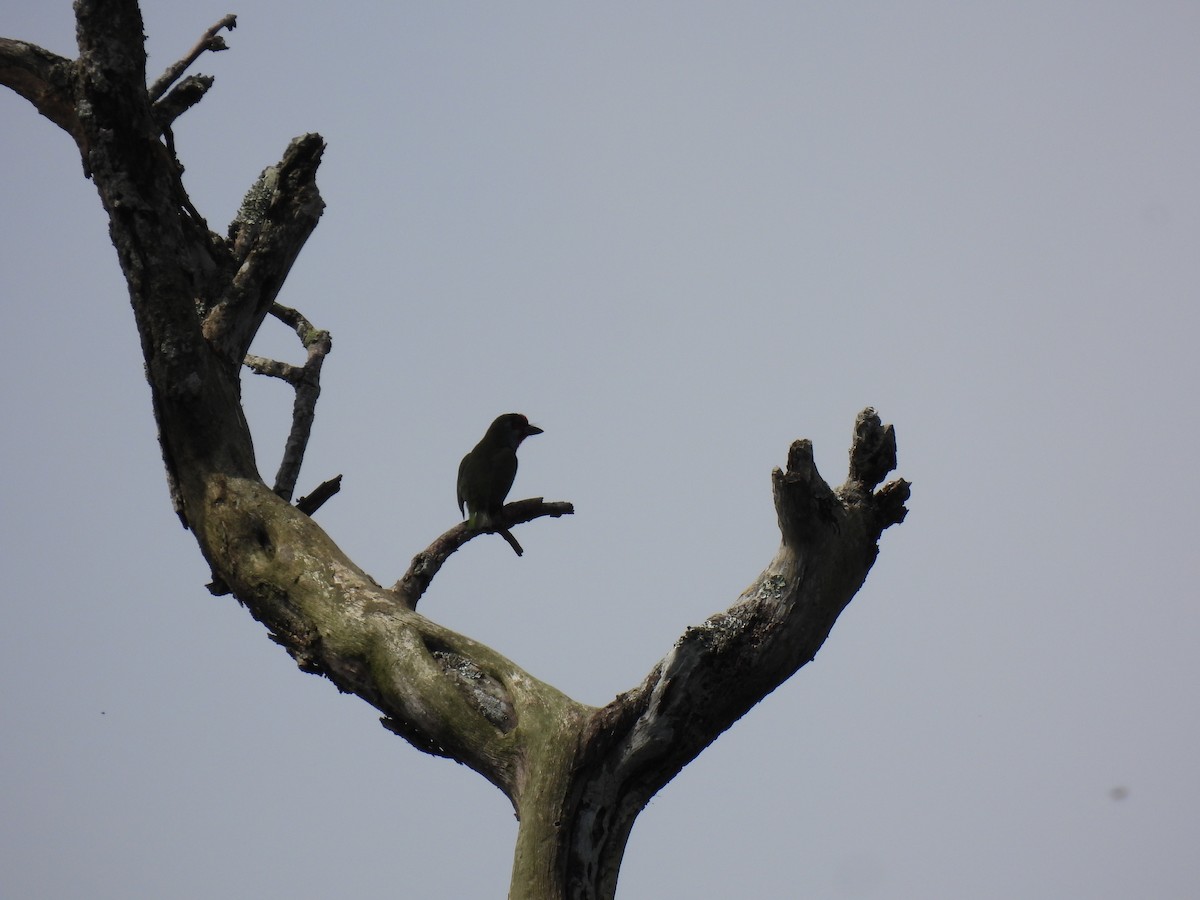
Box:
(394, 498), (575, 609)
(244, 354), (297, 381)
(148, 14), (237, 102)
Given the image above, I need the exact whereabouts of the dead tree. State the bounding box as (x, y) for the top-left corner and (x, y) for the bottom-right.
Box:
(1, 5), (909, 897)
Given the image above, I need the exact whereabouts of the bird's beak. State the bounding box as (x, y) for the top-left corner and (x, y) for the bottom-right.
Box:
(526, 423), (544, 436)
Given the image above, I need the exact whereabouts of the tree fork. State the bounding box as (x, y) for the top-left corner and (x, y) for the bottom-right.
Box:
(1, 5), (908, 897)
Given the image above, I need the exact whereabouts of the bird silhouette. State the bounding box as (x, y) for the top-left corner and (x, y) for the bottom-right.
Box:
(457, 413), (542, 555)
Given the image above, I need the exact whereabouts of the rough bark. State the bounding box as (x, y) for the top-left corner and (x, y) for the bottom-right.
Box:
(2, 5), (909, 898)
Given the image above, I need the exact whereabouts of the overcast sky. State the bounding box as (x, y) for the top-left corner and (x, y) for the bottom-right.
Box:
(2, 2), (1198, 897)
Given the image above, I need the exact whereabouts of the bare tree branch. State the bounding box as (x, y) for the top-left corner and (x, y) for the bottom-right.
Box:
(242, 302), (333, 501)
(0, 38), (86, 159)
(395, 498), (576, 608)
(563, 409), (910, 891)
(243, 354), (296, 380)
(148, 14), (236, 102)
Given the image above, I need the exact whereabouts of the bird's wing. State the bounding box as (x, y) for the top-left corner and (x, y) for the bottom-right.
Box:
(456, 454), (469, 517)
(494, 451), (519, 504)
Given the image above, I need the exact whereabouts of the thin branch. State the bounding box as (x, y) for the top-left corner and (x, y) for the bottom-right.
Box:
(148, 14), (236, 102)
(270, 301), (319, 338)
(395, 498), (576, 608)
(243, 354), (298, 381)
(242, 302), (333, 502)
(278, 305), (330, 501)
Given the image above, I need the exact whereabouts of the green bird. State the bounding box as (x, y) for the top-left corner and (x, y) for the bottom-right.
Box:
(457, 413), (543, 555)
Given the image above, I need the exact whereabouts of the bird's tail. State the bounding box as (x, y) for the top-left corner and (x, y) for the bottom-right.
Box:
(497, 528), (524, 556)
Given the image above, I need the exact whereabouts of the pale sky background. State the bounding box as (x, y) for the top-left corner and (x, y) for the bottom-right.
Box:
(2, 2), (1197, 898)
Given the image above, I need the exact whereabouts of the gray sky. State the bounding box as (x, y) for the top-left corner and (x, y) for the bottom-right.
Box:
(3, 2), (1197, 897)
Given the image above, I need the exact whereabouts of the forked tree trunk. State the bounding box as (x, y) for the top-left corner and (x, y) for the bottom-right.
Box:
(0, 5), (908, 897)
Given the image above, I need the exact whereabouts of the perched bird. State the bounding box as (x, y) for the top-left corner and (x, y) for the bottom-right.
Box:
(457, 413), (543, 555)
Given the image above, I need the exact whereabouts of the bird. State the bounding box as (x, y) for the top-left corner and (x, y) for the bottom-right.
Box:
(457, 413), (543, 555)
